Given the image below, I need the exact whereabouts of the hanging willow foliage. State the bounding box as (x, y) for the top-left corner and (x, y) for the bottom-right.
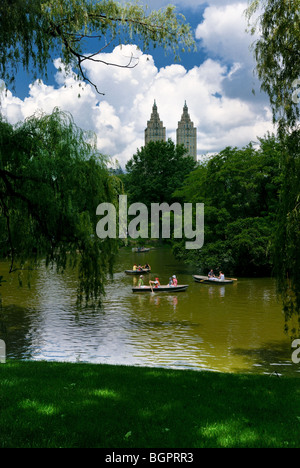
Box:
(0, 0), (195, 93)
(0, 108), (121, 305)
(247, 0), (300, 337)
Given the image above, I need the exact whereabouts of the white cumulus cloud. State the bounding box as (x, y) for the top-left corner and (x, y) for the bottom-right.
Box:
(0, 2), (274, 168)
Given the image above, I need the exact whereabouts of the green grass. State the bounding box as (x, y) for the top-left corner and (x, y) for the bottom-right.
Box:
(0, 360), (299, 448)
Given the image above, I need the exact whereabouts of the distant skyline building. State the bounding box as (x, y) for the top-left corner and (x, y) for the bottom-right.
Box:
(145, 100), (197, 161)
(144, 100), (166, 145)
(176, 101), (197, 161)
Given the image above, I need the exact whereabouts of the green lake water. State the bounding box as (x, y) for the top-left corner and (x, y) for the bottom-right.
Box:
(0, 247), (298, 376)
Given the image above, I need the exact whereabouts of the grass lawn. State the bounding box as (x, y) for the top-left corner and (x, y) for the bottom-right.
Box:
(0, 360), (299, 448)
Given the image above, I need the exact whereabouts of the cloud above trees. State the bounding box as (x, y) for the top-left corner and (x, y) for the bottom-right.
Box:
(0, 1), (275, 167)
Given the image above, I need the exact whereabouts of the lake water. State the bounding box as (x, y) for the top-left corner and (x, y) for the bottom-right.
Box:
(0, 247), (298, 376)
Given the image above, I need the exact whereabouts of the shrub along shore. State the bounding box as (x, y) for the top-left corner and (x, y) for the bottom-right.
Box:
(0, 360), (299, 448)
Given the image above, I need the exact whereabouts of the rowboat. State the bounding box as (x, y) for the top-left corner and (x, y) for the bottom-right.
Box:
(193, 275), (233, 285)
(132, 247), (151, 253)
(132, 285), (189, 293)
(125, 269), (151, 275)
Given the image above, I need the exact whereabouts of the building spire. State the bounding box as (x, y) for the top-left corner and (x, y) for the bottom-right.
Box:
(176, 101), (197, 161)
(144, 100), (197, 161)
(145, 100), (166, 145)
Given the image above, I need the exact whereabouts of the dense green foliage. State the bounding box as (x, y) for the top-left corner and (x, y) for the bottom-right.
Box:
(0, 0), (195, 93)
(0, 109), (120, 303)
(172, 137), (282, 276)
(247, 0), (300, 335)
(273, 131), (300, 335)
(246, 0), (300, 130)
(0, 0), (195, 303)
(124, 139), (197, 206)
(1, 361), (299, 448)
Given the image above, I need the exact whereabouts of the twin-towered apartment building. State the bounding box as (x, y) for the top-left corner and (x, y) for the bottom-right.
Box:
(144, 100), (197, 161)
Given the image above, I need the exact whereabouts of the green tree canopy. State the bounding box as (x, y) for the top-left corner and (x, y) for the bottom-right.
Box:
(172, 137), (282, 277)
(0, 0), (195, 93)
(0, 108), (121, 304)
(124, 139), (197, 206)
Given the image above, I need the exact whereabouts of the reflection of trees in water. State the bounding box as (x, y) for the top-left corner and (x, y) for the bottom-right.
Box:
(0, 305), (35, 359)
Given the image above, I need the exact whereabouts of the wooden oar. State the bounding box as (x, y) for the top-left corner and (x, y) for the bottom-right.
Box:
(227, 277), (238, 281)
(194, 277), (205, 283)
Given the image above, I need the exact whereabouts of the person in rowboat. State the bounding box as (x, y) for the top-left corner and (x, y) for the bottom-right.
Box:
(143, 263), (151, 270)
(138, 275), (144, 287)
(172, 275), (178, 286)
(154, 277), (160, 287)
(149, 277), (160, 291)
(208, 269), (218, 280)
(218, 271), (225, 281)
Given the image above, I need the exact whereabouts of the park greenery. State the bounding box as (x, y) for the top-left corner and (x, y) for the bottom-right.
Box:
(0, 0), (299, 335)
(1, 360), (299, 448)
(0, 109), (121, 304)
(0, 0), (195, 304)
(0, 1), (300, 449)
(246, 0), (300, 336)
(122, 135), (283, 276)
(124, 139), (197, 206)
(171, 136), (282, 278)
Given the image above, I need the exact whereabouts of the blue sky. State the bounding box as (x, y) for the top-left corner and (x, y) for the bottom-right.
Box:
(10, 2), (207, 99)
(1, 0), (275, 168)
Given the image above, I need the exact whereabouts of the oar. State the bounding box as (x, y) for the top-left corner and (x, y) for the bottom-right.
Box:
(227, 277), (238, 281)
(194, 276), (205, 283)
